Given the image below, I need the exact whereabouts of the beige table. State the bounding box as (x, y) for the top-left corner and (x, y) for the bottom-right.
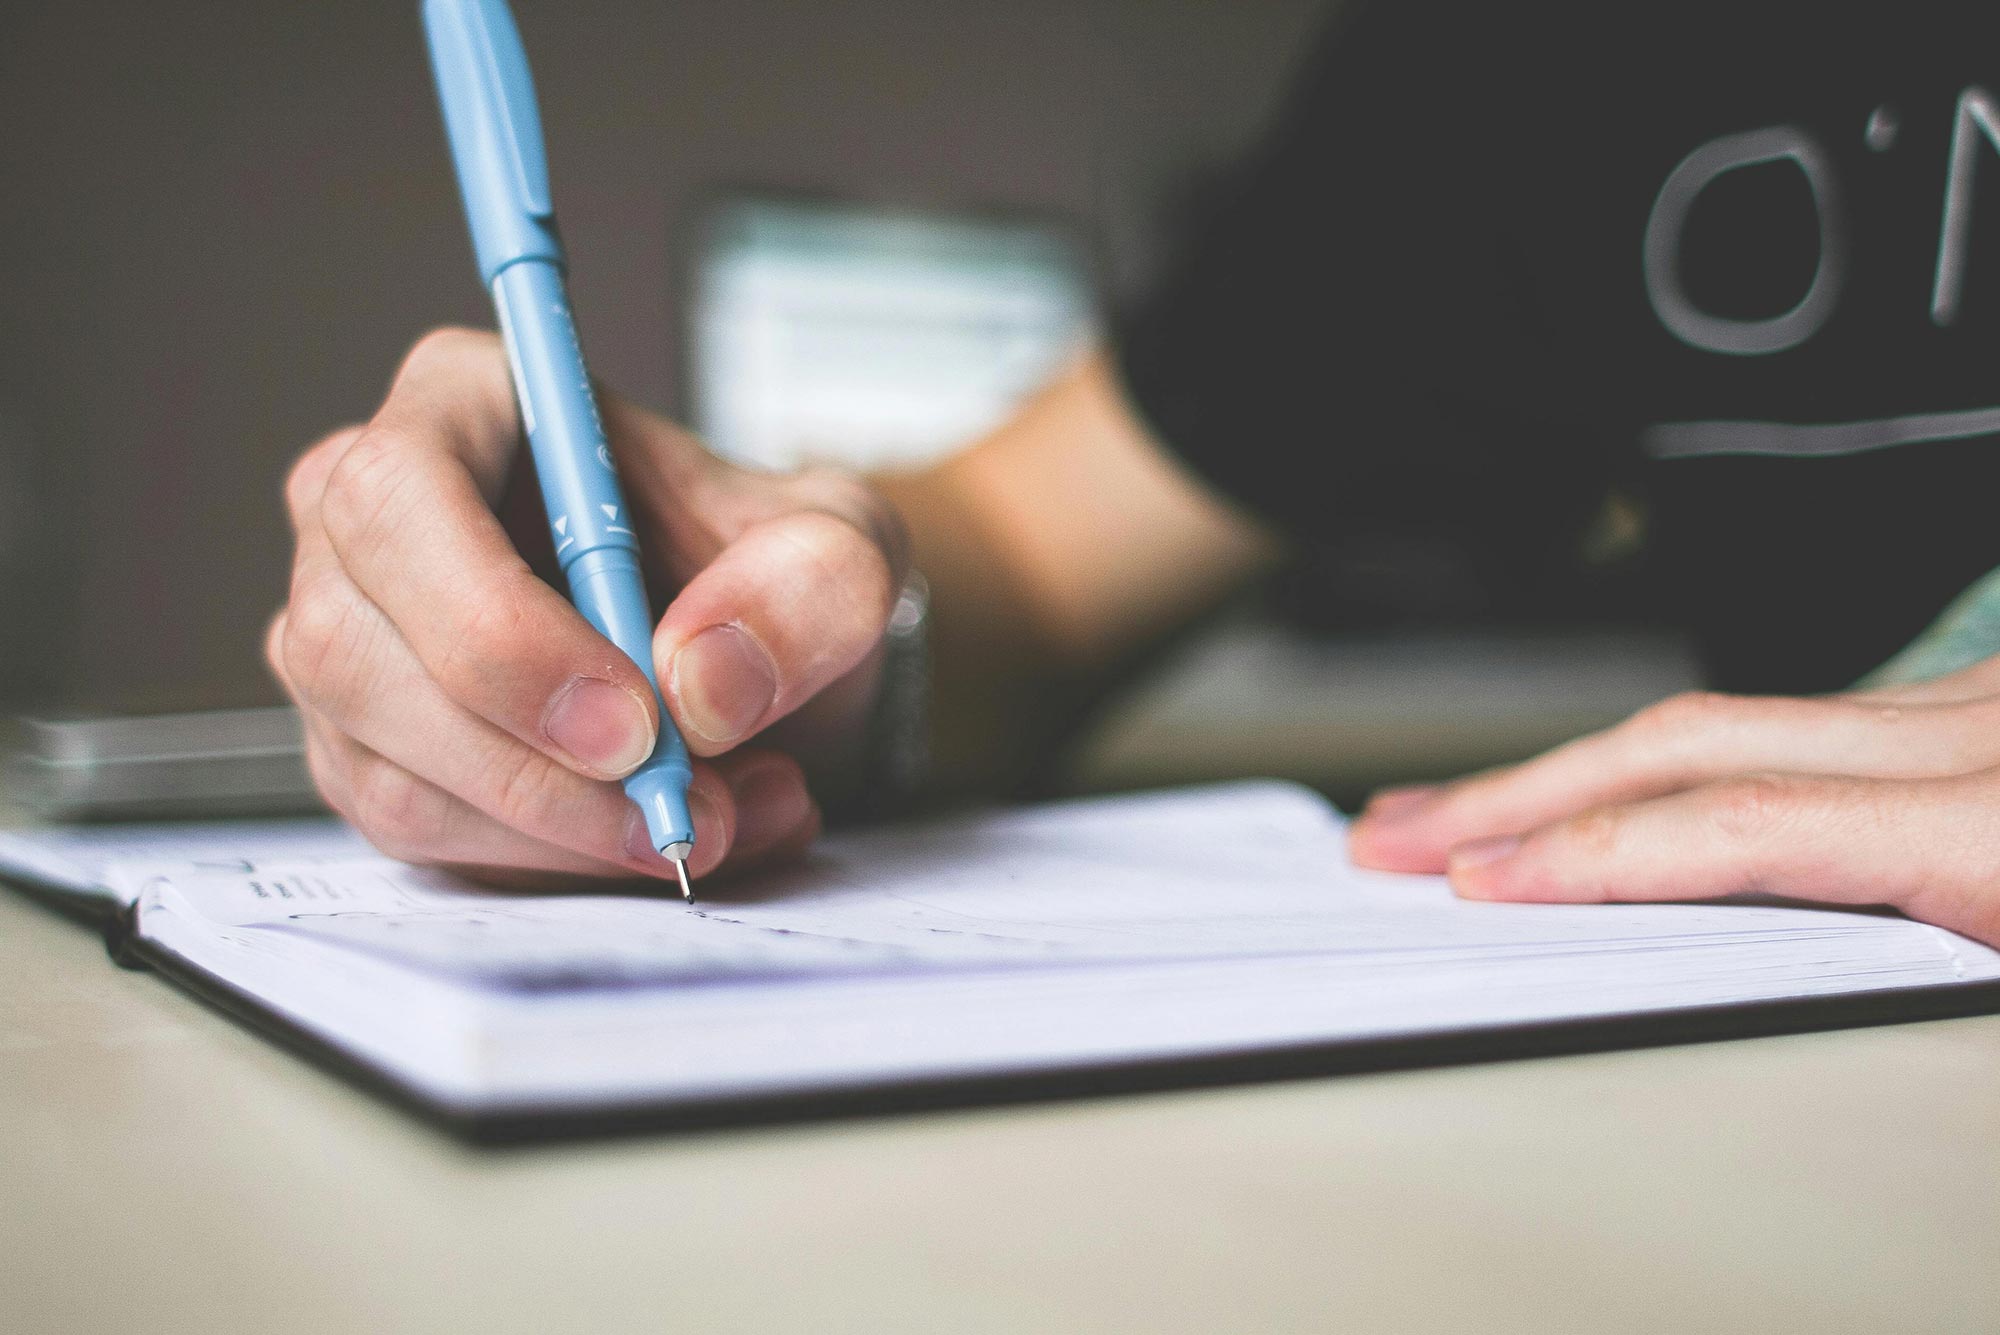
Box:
(2, 888), (1995, 1335)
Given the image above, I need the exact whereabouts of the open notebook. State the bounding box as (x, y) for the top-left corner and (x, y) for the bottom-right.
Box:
(5, 781), (1998, 1137)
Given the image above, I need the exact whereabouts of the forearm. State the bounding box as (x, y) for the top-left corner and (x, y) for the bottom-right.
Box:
(876, 351), (1282, 796)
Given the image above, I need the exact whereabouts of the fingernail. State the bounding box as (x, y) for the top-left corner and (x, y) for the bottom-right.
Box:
(671, 624), (778, 749)
(687, 784), (727, 876)
(732, 764), (812, 855)
(1362, 785), (1444, 823)
(1449, 834), (1521, 871)
(622, 810), (676, 876)
(546, 677), (656, 777)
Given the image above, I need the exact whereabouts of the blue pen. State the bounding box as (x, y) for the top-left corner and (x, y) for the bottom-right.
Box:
(422, 0), (697, 898)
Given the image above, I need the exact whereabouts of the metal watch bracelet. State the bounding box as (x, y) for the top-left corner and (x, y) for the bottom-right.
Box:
(853, 570), (931, 819)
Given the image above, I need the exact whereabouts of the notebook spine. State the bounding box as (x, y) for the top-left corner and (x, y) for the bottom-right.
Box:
(101, 898), (151, 971)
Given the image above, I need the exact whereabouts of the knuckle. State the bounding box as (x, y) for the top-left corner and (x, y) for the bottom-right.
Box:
(1630, 690), (1738, 737)
(402, 325), (496, 375)
(282, 455), (324, 523)
(1707, 772), (1804, 845)
(300, 736), (354, 821)
(319, 427), (420, 553)
(280, 580), (374, 706)
(279, 582), (348, 684)
(263, 610), (293, 688)
(350, 757), (452, 860)
(793, 468), (910, 574)
(1560, 806), (1627, 861)
(785, 507), (900, 625)
(282, 428), (360, 520)
(486, 745), (571, 835)
(429, 580), (538, 707)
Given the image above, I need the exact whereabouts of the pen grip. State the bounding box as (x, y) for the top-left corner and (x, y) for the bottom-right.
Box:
(570, 544), (693, 789)
(492, 261), (696, 847)
(492, 260), (635, 570)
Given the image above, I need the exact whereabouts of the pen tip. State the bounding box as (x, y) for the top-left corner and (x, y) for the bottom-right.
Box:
(673, 857), (692, 903)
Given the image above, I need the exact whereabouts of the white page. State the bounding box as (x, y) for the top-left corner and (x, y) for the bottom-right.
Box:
(0, 818), (364, 903)
(142, 782), (2000, 987)
(124, 780), (2000, 1114)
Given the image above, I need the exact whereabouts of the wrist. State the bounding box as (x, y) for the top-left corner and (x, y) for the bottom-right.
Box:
(807, 571), (931, 823)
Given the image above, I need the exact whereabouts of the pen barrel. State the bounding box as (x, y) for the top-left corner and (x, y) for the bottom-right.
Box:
(492, 261), (636, 570)
(493, 260), (696, 847)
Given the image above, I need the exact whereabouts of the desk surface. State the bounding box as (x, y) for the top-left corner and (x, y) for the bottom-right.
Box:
(3, 888), (1995, 1335)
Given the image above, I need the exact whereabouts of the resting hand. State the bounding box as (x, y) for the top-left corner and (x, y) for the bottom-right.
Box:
(268, 328), (907, 886)
(1349, 657), (2000, 947)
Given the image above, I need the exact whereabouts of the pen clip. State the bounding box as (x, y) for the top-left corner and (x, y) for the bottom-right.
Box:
(424, 0), (560, 278)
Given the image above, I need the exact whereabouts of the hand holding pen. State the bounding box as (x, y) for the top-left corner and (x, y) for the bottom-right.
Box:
(269, 325), (907, 887)
(265, 0), (910, 888)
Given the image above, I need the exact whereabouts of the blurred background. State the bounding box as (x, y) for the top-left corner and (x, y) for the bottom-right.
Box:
(0, 0), (1695, 811)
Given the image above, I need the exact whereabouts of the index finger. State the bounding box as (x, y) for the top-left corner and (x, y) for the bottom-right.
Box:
(1349, 691), (1991, 874)
(314, 328), (663, 780)
(1444, 771), (2000, 944)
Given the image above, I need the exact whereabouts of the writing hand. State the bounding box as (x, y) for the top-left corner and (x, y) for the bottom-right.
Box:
(268, 328), (906, 886)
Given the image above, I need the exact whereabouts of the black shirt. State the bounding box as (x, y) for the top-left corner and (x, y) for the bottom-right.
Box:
(1117, 0), (2000, 692)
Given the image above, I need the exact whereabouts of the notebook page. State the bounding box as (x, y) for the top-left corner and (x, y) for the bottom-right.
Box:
(0, 818), (363, 902)
(139, 781), (1998, 989)
(126, 780), (2000, 1112)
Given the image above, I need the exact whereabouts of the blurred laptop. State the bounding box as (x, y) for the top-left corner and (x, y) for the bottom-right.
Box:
(685, 190), (1096, 471)
(5, 708), (319, 821)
